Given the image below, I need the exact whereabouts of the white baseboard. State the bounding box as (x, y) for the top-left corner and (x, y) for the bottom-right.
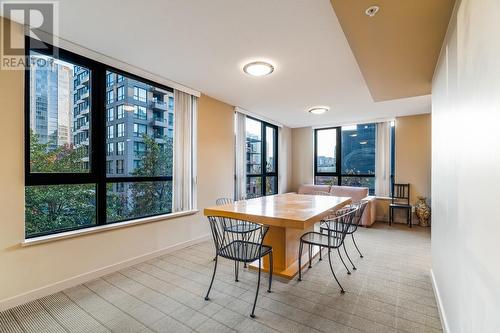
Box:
(430, 269), (450, 333)
(0, 234), (211, 312)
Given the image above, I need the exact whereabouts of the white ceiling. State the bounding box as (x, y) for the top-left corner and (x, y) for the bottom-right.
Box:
(37, 0), (430, 128)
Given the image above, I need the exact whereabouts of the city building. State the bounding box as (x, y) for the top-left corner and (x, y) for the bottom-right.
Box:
(29, 54), (73, 150)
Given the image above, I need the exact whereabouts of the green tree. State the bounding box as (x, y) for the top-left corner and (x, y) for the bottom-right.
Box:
(107, 134), (174, 222)
(25, 131), (95, 237)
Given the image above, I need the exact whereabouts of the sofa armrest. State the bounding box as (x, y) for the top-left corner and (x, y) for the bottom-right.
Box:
(360, 196), (376, 227)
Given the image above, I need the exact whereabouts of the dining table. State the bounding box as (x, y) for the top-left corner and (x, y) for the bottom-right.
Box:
(203, 192), (352, 279)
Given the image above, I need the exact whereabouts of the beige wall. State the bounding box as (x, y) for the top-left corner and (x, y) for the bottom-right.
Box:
(291, 127), (313, 190)
(279, 126), (293, 194)
(432, 0), (500, 330)
(0, 36), (235, 308)
(395, 114), (432, 205)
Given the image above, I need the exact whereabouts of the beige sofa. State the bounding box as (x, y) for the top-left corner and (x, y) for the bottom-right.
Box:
(297, 184), (376, 227)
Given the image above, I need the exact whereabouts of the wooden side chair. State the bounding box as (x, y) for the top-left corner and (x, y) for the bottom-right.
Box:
(389, 183), (412, 227)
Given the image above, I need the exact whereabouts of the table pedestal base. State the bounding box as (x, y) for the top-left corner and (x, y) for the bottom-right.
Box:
(248, 224), (321, 280)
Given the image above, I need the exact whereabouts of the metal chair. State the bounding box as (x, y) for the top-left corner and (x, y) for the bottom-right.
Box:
(205, 216), (273, 318)
(215, 198), (261, 269)
(311, 191), (354, 274)
(389, 183), (412, 227)
(298, 206), (357, 293)
(320, 200), (368, 272)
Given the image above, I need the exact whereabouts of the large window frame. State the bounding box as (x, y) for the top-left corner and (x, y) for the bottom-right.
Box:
(245, 116), (279, 197)
(24, 36), (175, 238)
(314, 126), (375, 193)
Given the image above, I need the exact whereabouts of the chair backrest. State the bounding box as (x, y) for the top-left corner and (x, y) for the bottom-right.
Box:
(392, 183), (410, 204)
(352, 200), (369, 227)
(216, 197), (233, 206)
(206, 216), (268, 259)
(321, 206), (358, 245)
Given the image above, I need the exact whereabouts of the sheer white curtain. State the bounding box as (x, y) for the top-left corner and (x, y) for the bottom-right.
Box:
(234, 111), (247, 200)
(375, 121), (391, 197)
(173, 90), (197, 212)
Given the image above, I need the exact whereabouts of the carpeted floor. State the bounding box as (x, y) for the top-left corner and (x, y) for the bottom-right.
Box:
(0, 223), (441, 333)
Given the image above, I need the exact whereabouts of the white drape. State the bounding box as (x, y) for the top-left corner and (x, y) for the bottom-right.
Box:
(173, 90), (197, 212)
(234, 111), (247, 200)
(375, 121), (391, 197)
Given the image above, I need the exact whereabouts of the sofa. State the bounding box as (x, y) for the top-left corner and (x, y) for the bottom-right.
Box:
(297, 184), (376, 227)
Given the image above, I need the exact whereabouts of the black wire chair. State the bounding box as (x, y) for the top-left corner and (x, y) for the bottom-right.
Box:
(320, 200), (368, 272)
(215, 198), (261, 269)
(298, 206), (357, 293)
(205, 216), (273, 318)
(311, 191), (352, 274)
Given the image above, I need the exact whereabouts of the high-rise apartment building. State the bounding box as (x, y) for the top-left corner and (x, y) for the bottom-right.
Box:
(104, 71), (174, 178)
(29, 54), (73, 150)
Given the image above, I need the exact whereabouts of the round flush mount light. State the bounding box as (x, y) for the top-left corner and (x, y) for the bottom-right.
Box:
(243, 61), (275, 77)
(365, 5), (379, 17)
(308, 106), (330, 115)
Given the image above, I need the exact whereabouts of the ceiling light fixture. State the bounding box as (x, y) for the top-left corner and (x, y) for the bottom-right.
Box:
(308, 106), (329, 115)
(359, 141), (368, 145)
(243, 61), (274, 77)
(365, 5), (379, 17)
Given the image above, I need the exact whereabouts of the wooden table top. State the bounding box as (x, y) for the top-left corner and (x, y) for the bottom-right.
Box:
(203, 193), (351, 229)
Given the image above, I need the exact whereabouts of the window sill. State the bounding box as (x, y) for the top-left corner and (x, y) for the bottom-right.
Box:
(22, 210), (199, 247)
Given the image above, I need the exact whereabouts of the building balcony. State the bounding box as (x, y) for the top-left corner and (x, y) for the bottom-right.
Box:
(152, 118), (167, 127)
(152, 100), (167, 111)
(154, 136), (166, 144)
(79, 106), (90, 115)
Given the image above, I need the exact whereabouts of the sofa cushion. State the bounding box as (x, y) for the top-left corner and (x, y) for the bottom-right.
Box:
(298, 184), (330, 195)
(329, 185), (368, 203)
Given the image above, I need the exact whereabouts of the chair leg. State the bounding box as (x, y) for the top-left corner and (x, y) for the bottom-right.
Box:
(328, 248), (345, 293)
(298, 241), (304, 281)
(352, 233), (363, 258)
(343, 242), (356, 270)
(319, 246), (322, 261)
(389, 207), (393, 226)
(337, 248), (351, 275)
(268, 252), (273, 293)
(250, 256), (262, 318)
(243, 234), (248, 268)
(308, 244), (312, 268)
(234, 260), (239, 282)
(205, 255), (218, 301)
(409, 209), (412, 228)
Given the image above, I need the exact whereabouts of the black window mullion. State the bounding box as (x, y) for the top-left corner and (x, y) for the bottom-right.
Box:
(337, 126), (342, 186)
(94, 63), (106, 226)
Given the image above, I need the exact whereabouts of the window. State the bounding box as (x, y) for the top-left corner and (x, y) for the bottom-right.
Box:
(116, 141), (125, 155)
(245, 117), (278, 198)
(116, 160), (124, 174)
(134, 123), (147, 137)
(106, 142), (114, 156)
(117, 86), (124, 100)
(133, 86), (147, 102)
(134, 141), (146, 157)
(106, 72), (114, 87)
(106, 107), (114, 122)
(314, 123), (376, 194)
(107, 125), (114, 139)
(116, 123), (125, 137)
(25, 38), (177, 239)
(106, 89), (114, 105)
(116, 104), (124, 119)
(134, 106), (147, 120)
(106, 161), (112, 174)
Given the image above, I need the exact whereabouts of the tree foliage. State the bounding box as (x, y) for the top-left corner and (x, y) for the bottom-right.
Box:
(26, 131), (174, 236)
